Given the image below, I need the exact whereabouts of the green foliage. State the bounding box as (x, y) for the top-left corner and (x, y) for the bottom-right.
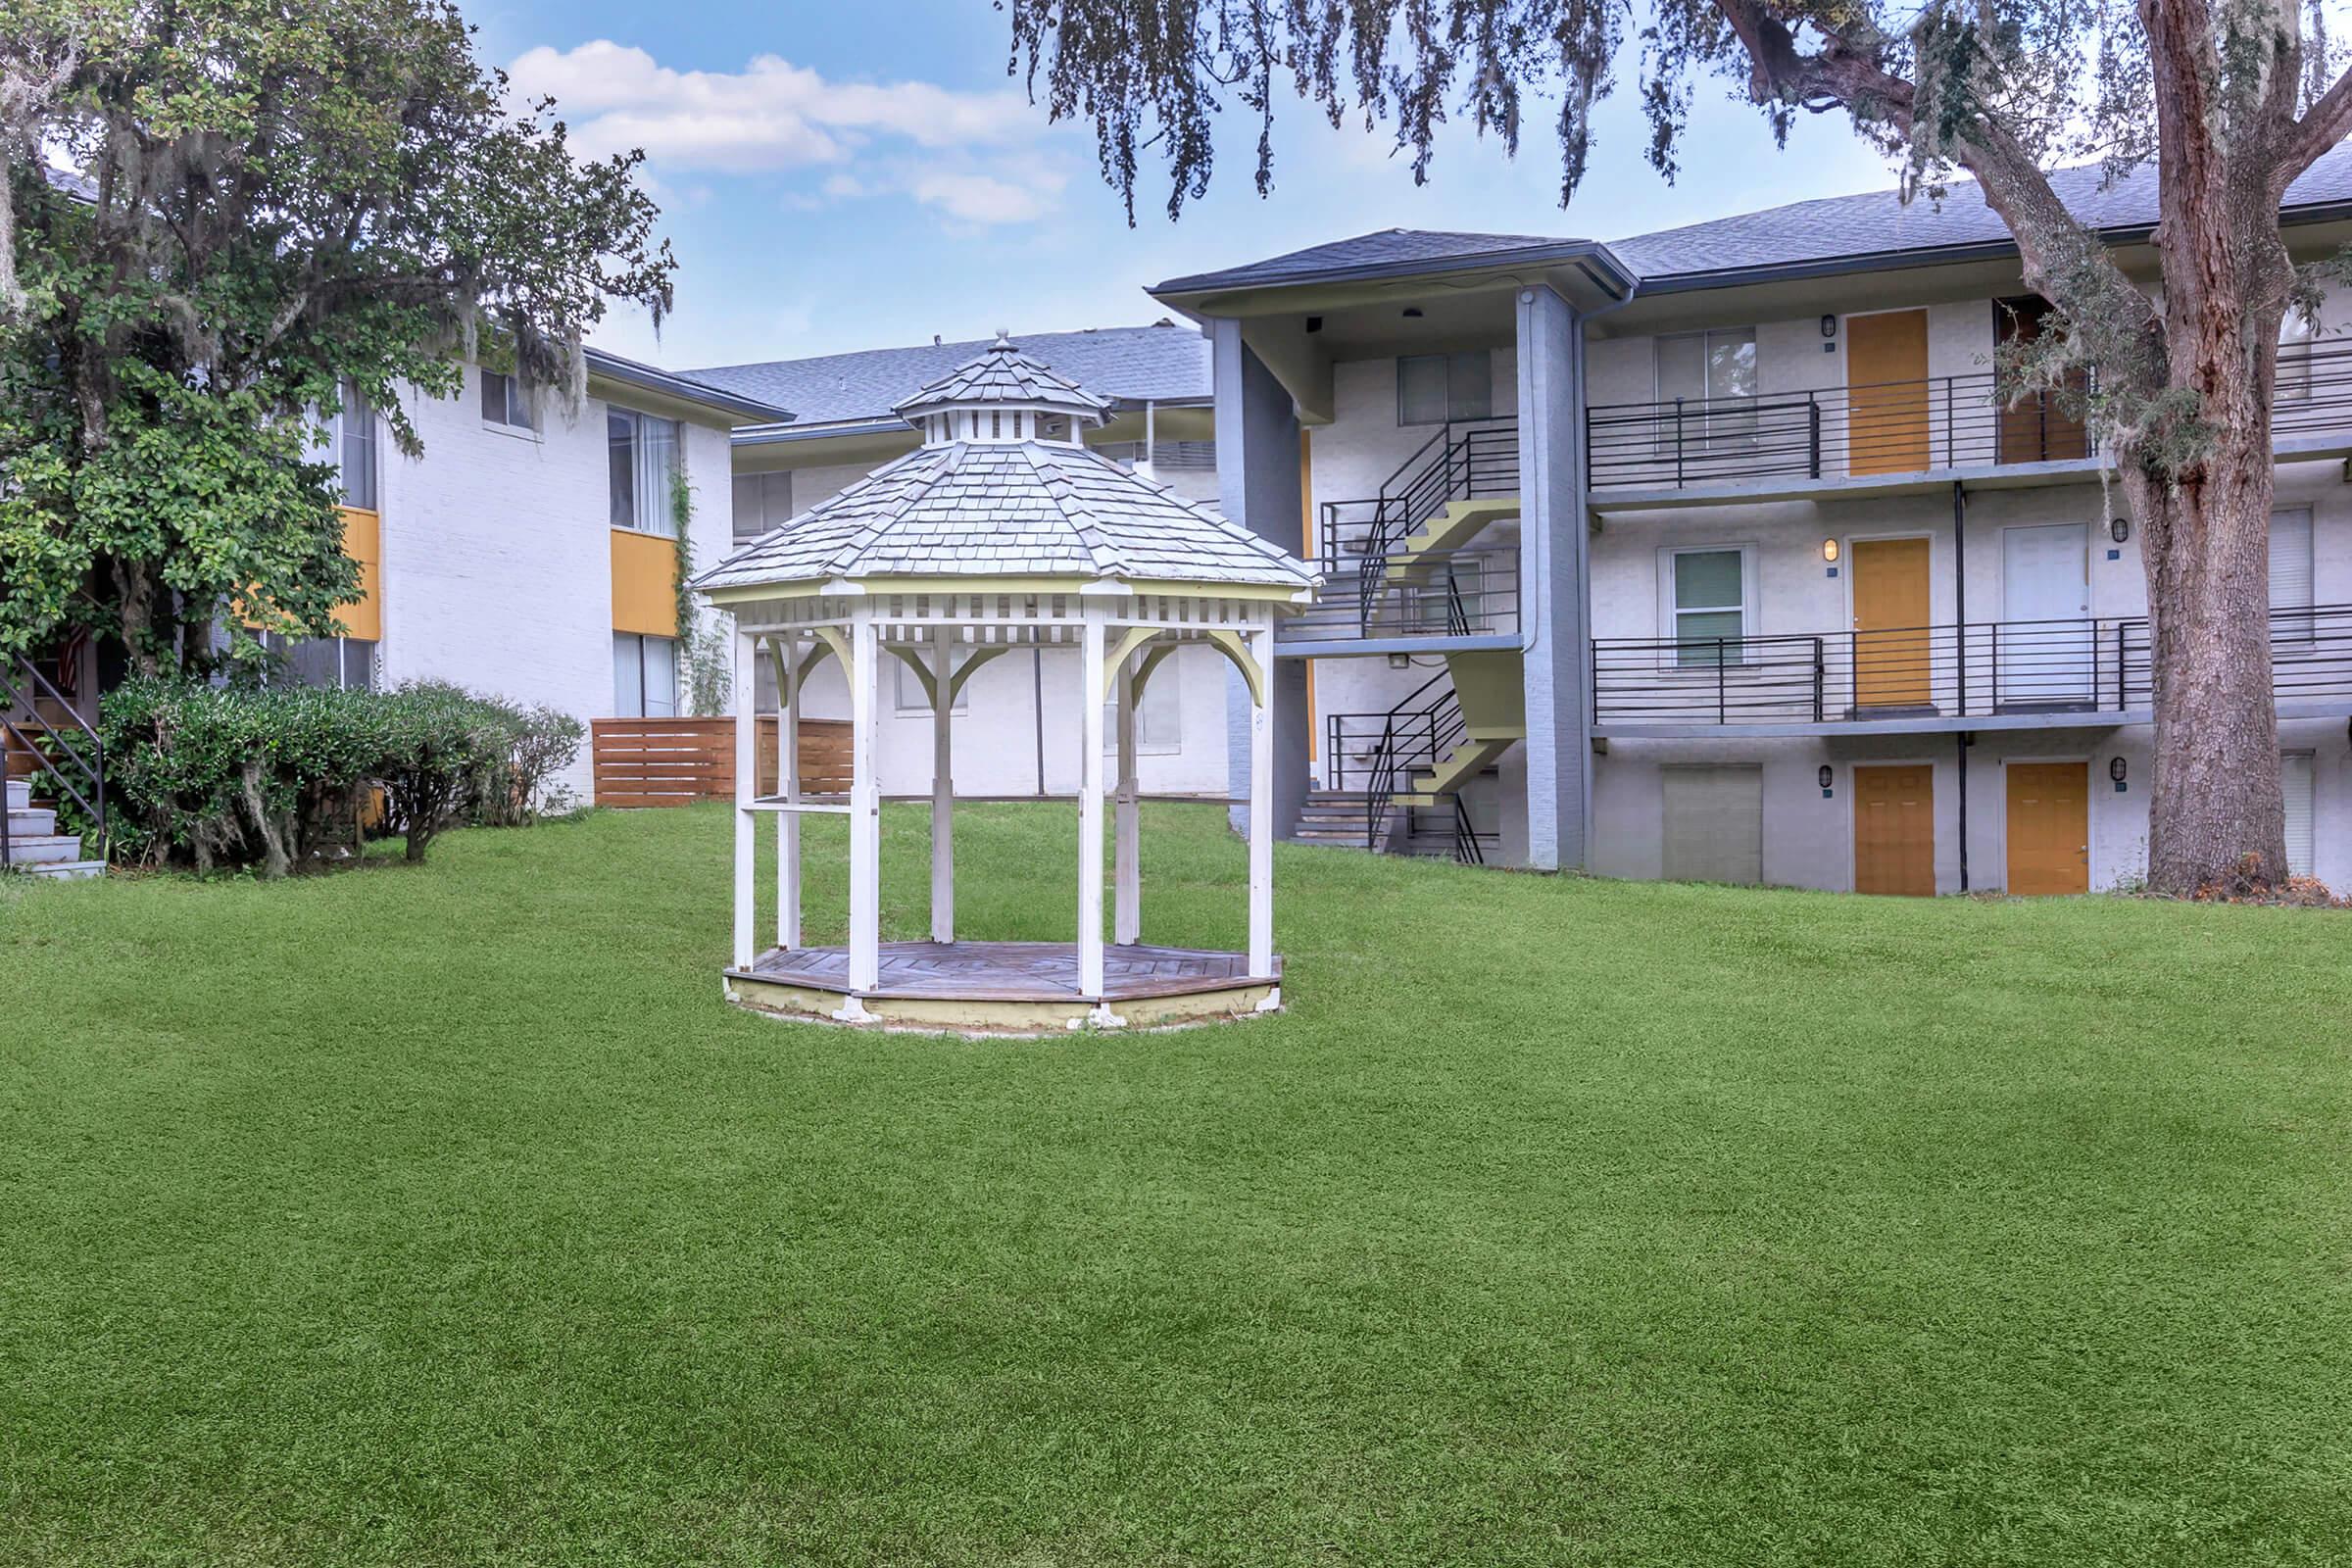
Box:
(97, 676), (581, 875)
(670, 466), (734, 718)
(0, 0), (675, 671)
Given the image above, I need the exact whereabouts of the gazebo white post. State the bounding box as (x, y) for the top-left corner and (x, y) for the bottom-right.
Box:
(1113, 652), (1141, 946)
(773, 632), (802, 952)
(847, 612), (882, 996)
(1248, 614), (1276, 979)
(930, 630), (955, 944)
(731, 624), (759, 972)
(1078, 613), (1107, 1001)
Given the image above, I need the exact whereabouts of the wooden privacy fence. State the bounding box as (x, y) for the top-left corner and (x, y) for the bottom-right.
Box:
(592, 717), (853, 808)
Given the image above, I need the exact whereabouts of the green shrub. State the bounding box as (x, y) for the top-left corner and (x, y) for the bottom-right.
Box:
(97, 678), (584, 876)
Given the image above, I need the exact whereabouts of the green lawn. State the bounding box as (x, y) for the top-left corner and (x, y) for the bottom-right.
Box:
(4, 804), (2350, 1566)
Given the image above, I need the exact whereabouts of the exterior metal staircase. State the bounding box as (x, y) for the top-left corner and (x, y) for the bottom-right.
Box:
(3, 650), (106, 880)
(1314, 650), (1524, 864)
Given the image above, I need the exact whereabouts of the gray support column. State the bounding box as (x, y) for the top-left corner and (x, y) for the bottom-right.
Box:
(1516, 286), (1592, 871)
(1212, 317), (1310, 838)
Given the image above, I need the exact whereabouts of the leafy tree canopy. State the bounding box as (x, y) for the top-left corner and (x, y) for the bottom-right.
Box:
(0, 0), (674, 671)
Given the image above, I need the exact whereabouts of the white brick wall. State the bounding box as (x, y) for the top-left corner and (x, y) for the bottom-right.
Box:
(374, 366), (738, 803)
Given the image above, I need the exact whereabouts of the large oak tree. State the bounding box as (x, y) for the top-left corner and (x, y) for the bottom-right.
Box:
(1010, 0), (2352, 895)
(0, 0), (673, 678)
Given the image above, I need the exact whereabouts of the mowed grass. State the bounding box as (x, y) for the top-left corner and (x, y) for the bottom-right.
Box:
(3, 802), (2350, 1567)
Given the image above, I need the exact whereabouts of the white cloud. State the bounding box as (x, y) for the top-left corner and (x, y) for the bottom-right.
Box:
(509, 41), (1043, 173)
(906, 169), (1065, 225)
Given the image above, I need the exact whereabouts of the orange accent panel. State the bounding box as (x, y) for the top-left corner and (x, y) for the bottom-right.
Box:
(1851, 536), (1932, 709)
(2005, 762), (2089, 895)
(1852, 764), (1936, 896)
(1846, 310), (1931, 475)
(611, 528), (680, 638)
(337, 507), (382, 642)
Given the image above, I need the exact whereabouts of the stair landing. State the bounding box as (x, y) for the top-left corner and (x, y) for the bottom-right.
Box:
(5, 775), (102, 880)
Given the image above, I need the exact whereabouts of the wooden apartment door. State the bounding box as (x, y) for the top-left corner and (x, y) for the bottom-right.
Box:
(1846, 310), (1931, 475)
(2005, 762), (2089, 895)
(1853, 764), (1936, 896)
(1994, 297), (2089, 464)
(1850, 537), (1934, 710)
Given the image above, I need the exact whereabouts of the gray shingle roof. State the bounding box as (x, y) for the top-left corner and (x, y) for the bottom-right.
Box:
(895, 334), (1111, 419)
(1151, 140), (2352, 297)
(1153, 227), (1581, 295)
(1611, 138), (2352, 282)
(686, 323), (1209, 427)
(694, 439), (1317, 593)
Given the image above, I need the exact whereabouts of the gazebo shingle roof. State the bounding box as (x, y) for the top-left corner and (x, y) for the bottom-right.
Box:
(894, 334), (1112, 418)
(694, 432), (1316, 592)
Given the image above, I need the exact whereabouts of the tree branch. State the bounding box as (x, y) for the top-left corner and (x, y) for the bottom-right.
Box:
(2284, 60), (2352, 177)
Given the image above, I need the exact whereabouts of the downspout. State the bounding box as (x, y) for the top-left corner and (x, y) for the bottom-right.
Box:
(1953, 479), (1969, 893)
(1033, 646), (1047, 797)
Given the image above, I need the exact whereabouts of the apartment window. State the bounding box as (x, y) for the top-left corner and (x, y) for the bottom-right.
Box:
(1396, 352), (1492, 426)
(1654, 328), (1758, 447)
(1663, 546), (1752, 666)
(732, 470), (794, 546)
(333, 381), (377, 511)
(612, 632), (678, 717)
(2281, 752), (2316, 878)
(1661, 764), (1763, 885)
(480, 368), (534, 430)
(2273, 507), (2315, 643)
(261, 629), (376, 691)
(893, 652), (969, 714)
(610, 408), (682, 532)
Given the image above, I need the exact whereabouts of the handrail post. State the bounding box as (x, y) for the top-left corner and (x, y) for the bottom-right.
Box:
(1674, 397), (1686, 487)
(2115, 620), (2128, 710)
(1942, 376), (1954, 466)
(1812, 637), (1825, 723)
(1, 737), (11, 868)
(1717, 641), (1728, 725)
(1808, 396), (1821, 479)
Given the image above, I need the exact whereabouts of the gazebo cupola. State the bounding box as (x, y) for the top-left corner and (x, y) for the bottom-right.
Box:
(692, 335), (1319, 1034)
(894, 330), (1111, 448)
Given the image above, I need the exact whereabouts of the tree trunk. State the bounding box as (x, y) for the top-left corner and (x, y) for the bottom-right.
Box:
(2126, 275), (2291, 895)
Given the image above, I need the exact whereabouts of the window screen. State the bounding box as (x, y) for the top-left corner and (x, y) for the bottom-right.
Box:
(2281, 753), (2315, 878)
(1662, 764), (1764, 885)
(336, 381), (377, 510)
(612, 632), (679, 717)
(2273, 508), (2315, 642)
(732, 470), (793, 545)
(1396, 352), (1492, 425)
(1672, 549), (1747, 665)
(894, 651), (969, 713)
(480, 370), (534, 430)
(609, 409), (682, 531)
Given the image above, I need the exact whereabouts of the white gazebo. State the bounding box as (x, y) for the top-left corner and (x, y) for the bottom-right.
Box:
(692, 335), (1319, 1033)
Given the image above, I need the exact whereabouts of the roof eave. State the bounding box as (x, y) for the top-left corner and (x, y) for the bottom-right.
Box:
(1150, 238), (1639, 318)
(584, 349), (792, 424)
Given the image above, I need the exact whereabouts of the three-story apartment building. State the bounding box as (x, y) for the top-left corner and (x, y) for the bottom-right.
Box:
(1151, 145), (2352, 892)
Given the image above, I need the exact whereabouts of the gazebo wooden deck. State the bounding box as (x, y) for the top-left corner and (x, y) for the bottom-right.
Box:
(692, 335), (1318, 1034)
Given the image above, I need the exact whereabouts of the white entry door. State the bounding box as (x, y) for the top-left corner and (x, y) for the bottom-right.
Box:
(2000, 523), (2091, 707)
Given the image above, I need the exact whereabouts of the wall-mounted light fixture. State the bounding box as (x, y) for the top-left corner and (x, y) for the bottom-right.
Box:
(1822, 538), (1840, 563)
(2109, 756), (2129, 792)
(1388, 652), (1411, 669)
(1304, 315), (1323, 334)
(2110, 516), (2131, 543)
(1400, 306), (1424, 319)
(1819, 764), (1835, 799)
(1820, 316), (1838, 339)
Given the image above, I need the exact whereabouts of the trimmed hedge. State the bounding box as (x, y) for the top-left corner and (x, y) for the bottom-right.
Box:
(99, 678), (582, 875)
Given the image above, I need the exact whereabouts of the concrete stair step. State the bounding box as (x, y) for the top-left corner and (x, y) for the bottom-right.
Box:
(24, 858), (104, 881)
(5, 779), (27, 810)
(7, 806), (58, 836)
(3, 833), (84, 865)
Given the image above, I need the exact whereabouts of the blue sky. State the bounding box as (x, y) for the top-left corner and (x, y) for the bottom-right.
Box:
(468, 1), (1902, 372)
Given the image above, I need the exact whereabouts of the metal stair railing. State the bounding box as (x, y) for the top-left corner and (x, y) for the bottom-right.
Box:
(1, 649), (106, 869)
(1358, 418), (1518, 629)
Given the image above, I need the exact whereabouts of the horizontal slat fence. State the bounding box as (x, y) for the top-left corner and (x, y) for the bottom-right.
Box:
(593, 717), (852, 808)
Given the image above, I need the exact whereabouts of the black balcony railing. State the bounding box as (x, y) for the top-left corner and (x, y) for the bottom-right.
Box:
(1585, 341), (2352, 492)
(1282, 543), (1521, 644)
(1592, 603), (2352, 727)
(1351, 418), (1518, 563)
